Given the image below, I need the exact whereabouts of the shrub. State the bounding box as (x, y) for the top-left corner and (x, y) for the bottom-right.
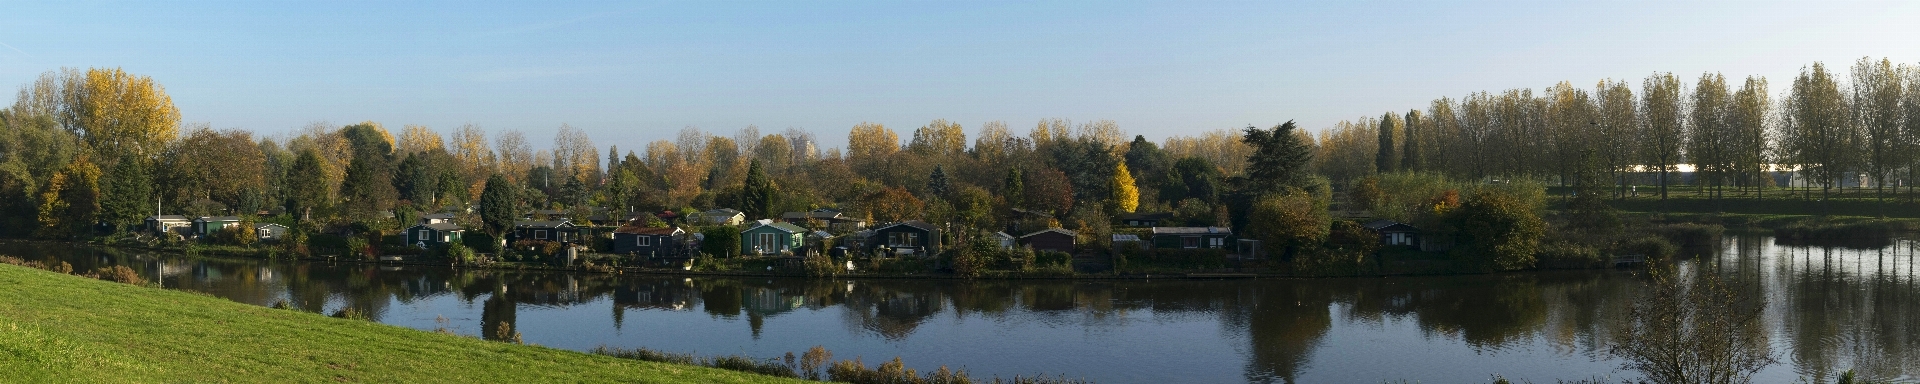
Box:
(92, 265), (146, 285)
(331, 307), (370, 321)
(1447, 187), (1545, 272)
(1617, 236), (1678, 260)
(50, 261), (74, 274)
(1537, 241), (1606, 269)
(803, 250), (837, 277)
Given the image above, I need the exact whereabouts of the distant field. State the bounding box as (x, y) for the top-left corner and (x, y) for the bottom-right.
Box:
(0, 264), (800, 383)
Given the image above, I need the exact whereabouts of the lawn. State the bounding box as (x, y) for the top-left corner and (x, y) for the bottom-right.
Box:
(0, 263), (802, 383)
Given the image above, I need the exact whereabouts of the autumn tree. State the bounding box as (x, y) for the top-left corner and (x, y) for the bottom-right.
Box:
(338, 123), (398, 217)
(1850, 57), (1906, 200)
(1107, 162), (1138, 214)
(1447, 186), (1544, 272)
(1640, 73), (1685, 200)
(1687, 73), (1734, 199)
(1401, 109), (1425, 171)
(1729, 76), (1772, 197)
(12, 67), (180, 157)
(859, 187), (924, 223)
(1595, 80), (1639, 197)
(1243, 187), (1328, 260)
(1025, 167), (1074, 215)
(38, 156), (101, 238)
(1782, 62), (1855, 199)
(159, 127), (267, 214)
(848, 122), (899, 179)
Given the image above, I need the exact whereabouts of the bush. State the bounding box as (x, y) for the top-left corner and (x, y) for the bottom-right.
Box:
(331, 307), (370, 321)
(803, 251), (837, 277)
(1537, 241), (1606, 269)
(1653, 223), (1724, 248)
(1617, 236), (1678, 260)
(1447, 187), (1545, 272)
(701, 227), (741, 258)
(92, 265), (146, 285)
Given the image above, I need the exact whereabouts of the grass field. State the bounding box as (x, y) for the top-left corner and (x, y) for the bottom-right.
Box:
(0, 263), (801, 383)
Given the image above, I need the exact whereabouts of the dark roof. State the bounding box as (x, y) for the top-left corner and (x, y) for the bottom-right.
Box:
(747, 222), (809, 234)
(613, 224), (683, 236)
(1112, 234), (1143, 242)
(1118, 212), (1174, 220)
(148, 215), (190, 221)
(194, 216), (242, 222)
(255, 223), (290, 229)
(704, 208), (743, 216)
(411, 222), (464, 231)
(514, 220), (574, 229)
(1019, 228), (1078, 239)
(991, 231), (1015, 239)
(1150, 226), (1232, 235)
(1363, 219), (1419, 232)
(421, 213), (457, 220)
(874, 220), (938, 232)
(810, 231), (834, 238)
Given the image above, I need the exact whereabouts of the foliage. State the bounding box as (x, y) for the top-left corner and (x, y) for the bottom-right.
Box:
(37, 155), (101, 238)
(1106, 162), (1138, 214)
(1243, 187), (1329, 259)
(741, 159), (777, 220)
(1611, 267), (1775, 384)
(284, 149), (331, 220)
(479, 174), (516, 239)
(1238, 121), (1315, 194)
(99, 154), (152, 229)
(701, 227), (741, 258)
(858, 187), (924, 223)
(1347, 176), (1382, 212)
(1446, 186), (1545, 272)
(802, 250), (836, 277)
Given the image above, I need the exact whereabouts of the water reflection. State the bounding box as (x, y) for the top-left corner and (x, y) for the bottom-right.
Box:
(6, 238), (1917, 383)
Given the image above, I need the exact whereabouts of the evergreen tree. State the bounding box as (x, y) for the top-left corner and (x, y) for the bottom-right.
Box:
(1003, 167), (1025, 210)
(101, 154), (153, 230)
(926, 164), (951, 198)
(479, 174), (517, 242)
(741, 159), (776, 220)
(1124, 135), (1170, 185)
(1239, 121), (1315, 195)
(1402, 109), (1423, 171)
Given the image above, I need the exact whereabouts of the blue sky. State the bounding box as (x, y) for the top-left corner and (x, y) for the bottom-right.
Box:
(3, 1), (1918, 153)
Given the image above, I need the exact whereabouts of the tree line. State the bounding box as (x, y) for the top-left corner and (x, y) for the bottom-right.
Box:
(1316, 57), (1920, 202)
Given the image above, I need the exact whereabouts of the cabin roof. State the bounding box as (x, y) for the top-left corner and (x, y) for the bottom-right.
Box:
(411, 222), (464, 231)
(1150, 226), (1232, 235)
(1019, 228), (1078, 239)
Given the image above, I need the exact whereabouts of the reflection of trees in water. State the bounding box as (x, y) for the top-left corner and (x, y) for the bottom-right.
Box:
(1229, 282), (1333, 384)
(841, 281), (946, 340)
(1775, 242), (1920, 382)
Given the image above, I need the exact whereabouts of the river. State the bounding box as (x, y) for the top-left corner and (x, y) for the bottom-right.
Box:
(7, 236), (1918, 383)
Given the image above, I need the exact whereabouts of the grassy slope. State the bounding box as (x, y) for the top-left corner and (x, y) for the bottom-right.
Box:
(0, 264), (800, 383)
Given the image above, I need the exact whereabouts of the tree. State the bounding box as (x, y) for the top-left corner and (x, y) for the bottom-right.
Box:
(1107, 162), (1138, 214)
(926, 165), (951, 198)
(1239, 121), (1315, 194)
(1242, 187), (1328, 260)
(1729, 77), (1772, 198)
(1611, 267), (1775, 384)
(1850, 57), (1906, 200)
(858, 187), (924, 223)
(285, 149), (331, 220)
(701, 227), (741, 258)
(39, 156), (101, 238)
(1348, 176), (1382, 212)
(848, 122), (899, 179)
(338, 123), (398, 217)
(100, 154), (152, 230)
(1782, 62), (1855, 200)
(741, 159), (776, 220)
(1123, 135), (1170, 185)
(1402, 109), (1424, 171)
(1002, 167), (1025, 210)
(159, 127), (268, 215)
(1446, 187), (1544, 272)
(479, 174), (517, 245)
(1025, 168), (1074, 215)
(1595, 80), (1640, 198)
(1376, 112), (1401, 174)
(1641, 73), (1685, 200)
(12, 67), (180, 157)
(1687, 73), (1734, 200)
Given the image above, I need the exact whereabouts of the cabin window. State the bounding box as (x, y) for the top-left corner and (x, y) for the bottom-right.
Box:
(1208, 237), (1224, 248)
(758, 233), (779, 252)
(637, 236), (650, 246)
(888, 232), (919, 247)
(1183, 236), (1200, 248)
(418, 229), (430, 241)
(536, 230), (548, 240)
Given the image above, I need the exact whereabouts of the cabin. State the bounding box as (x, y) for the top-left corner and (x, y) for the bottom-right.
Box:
(524, 209), (569, 221)
(406, 222), (465, 247)
(1149, 227), (1232, 249)
(1362, 219), (1420, 247)
(1117, 212), (1174, 227)
(698, 208), (746, 226)
(420, 213), (457, 225)
(192, 216), (243, 238)
(990, 232), (1016, 250)
(807, 231), (836, 252)
(145, 215), (191, 236)
(511, 220), (579, 243)
(870, 220), (941, 256)
(1019, 228), (1078, 253)
(1112, 234), (1145, 250)
(612, 224), (686, 256)
(254, 223), (291, 241)
(741, 222), (807, 255)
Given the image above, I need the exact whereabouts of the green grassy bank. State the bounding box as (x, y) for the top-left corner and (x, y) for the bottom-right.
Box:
(0, 263), (801, 383)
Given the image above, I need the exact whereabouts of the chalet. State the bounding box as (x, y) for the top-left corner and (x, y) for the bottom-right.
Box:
(612, 224), (686, 256)
(406, 222), (465, 247)
(254, 223), (291, 241)
(1112, 234), (1145, 250)
(524, 209), (569, 221)
(511, 220), (579, 243)
(990, 232), (1016, 250)
(871, 220), (941, 256)
(1020, 228), (1078, 253)
(698, 208), (746, 226)
(145, 215), (191, 236)
(741, 222), (807, 255)
(420, 213), (457, 225)
(807, 230), (835, 252)
(192, 216), (243, 238)
(1363, 219), (1420, 247)
(1149, 227), (1232, 249)
(1117, 212), (1174, 227)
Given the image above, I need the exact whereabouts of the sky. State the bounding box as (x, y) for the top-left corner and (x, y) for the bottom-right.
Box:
(3, 1), (1919, 154)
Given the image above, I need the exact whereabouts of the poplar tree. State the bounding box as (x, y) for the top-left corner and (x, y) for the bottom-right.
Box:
(1107, 162), (1139, 214)
(1730, 76), (1772, 197)
(1640, 73), (1685, 200)
(1402, 110), (1424, 172)
(1376, 112), (1400, 174)
(1850, 57), (1906, 200)
(1687, 73), (1733, 200)
(1782, 62), (1855, 200)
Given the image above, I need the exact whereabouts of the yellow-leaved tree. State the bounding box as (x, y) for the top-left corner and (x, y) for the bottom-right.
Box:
(1107, 162), (1138, 214)
(78, 68), (181, 157)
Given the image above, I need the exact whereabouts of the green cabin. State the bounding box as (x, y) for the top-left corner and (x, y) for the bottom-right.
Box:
(740, 221), (807, 255)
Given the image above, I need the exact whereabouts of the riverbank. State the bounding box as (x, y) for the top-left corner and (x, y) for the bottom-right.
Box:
(0, 263), (802, 383)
